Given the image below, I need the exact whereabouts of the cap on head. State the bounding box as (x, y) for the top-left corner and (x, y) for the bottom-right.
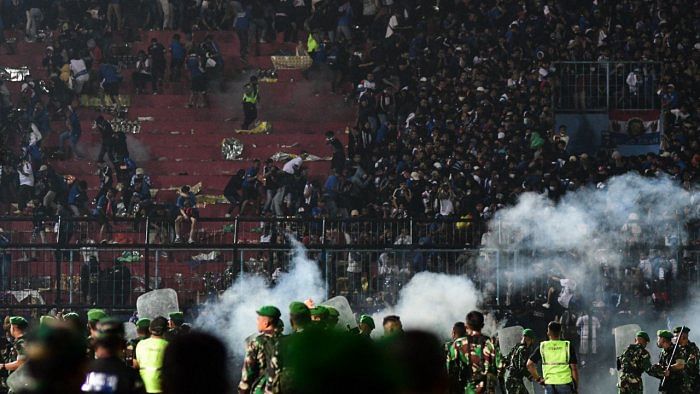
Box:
(359, 315), (375, 329)
(657, 330), (673, 340)
(522, 328), (535, 339)
(673, 326), (690, 335)
(40, 315), (56, 327)
(636, 331), (650, 342)
(97, 317), (125, 339)
(310, 306), (329, 319)
(9, 316), (28, 329)
(150, 316), (168, 335)
(289, 301), (310, 316)
(169, 312), (184, 324)
(136, 318), (151, 329)
(63, 312), (80, 321)
(87, 309), (108, 322)
(256, 305), (282, 319)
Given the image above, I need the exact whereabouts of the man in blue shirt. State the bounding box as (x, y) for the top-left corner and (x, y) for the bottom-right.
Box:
(186, 51), (205, 108)
(323, 169), (340, 218)
(174, 185), (198, 244)
(58, 106), (82, 158)
(169, 34), (185, 82)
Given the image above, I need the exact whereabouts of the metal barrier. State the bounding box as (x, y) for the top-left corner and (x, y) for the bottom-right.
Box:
(553, 61), (661, 112)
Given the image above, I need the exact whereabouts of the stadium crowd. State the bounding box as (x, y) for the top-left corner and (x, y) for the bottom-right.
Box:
(0, 1), (699, 393)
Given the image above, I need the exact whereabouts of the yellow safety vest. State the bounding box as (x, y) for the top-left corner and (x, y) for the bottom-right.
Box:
(307, 34), (318, 53)
(243, 85), (258, 104)
(540, 340), (572, 385)
(135, 337), (168, 393)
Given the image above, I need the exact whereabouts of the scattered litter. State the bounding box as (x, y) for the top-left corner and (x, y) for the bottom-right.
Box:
(222, 138), (244, 160)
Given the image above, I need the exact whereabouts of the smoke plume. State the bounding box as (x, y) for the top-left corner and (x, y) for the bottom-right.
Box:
(194, 238), (325, 359)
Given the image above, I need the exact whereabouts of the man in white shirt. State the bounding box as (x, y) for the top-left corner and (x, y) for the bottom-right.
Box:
(18, 157), (34, 212)
(70, 55), (90, 94)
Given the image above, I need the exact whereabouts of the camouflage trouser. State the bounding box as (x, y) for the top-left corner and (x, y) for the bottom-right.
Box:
(617, 375), (643, 394)
(505, 377), (529, 394)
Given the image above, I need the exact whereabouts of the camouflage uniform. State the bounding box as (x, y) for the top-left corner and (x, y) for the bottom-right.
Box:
(648, 347), (692, 393)
(502, 343), (532, 394)
(677, 342), (700, 393)
(616, 343), (651, 394)
(239, 332), (279, 394)
(447, 333), (496, 394)
(125, 336), (146, 366)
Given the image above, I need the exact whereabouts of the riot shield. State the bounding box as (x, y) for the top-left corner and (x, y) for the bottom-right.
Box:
(136, 288), (180, 320)
(124, 321), (137, 341)
(498, 325), (535, 394)
(321, 296), (357, 330)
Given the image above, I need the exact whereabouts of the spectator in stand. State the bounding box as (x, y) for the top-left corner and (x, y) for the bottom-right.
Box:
(58, 105), (82, 158)
(174, 186), (198, 244)
(69, 51), (90, 95)
(325, 131), (345, 174)
(223, 169), (246, 218)
(99, 57), (122, 106)
(186, 50), (206, 108)
(95, 163), (114, 203)
(68, 180), (89, 217)
(133, 51), (156, 95)
(148, 38), (166, 94)
(17, 154), (34, 214)
(25, 0), (43, 43)
(106, 0), (123, 31)
(169, 34), (186, 82)
(240, 159), (260, 215)
(95, 188), (116, 243)
(95, 116), (116, 164)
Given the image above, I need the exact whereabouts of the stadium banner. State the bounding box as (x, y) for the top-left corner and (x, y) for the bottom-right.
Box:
(609, 110), (662, 156)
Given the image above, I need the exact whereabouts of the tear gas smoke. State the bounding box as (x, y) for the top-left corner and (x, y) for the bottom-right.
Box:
(194, 238), (325, 359)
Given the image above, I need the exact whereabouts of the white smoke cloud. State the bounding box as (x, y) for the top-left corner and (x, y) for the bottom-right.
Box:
(373, 272), (481, 339)
(194, 238), (326, 359)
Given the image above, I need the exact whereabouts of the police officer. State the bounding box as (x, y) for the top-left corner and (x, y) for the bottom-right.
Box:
(238, 305), (282, 394)
(0, 317), (28, 375)
(527, 321), (579, 394)
(616, 331), (652, 394)
(503, 329), (536, 394)
(241, 76), (259, 130)
(126, 318), (150, 368)
(80, 318), (146, 394)
(673, 327), (700, 393)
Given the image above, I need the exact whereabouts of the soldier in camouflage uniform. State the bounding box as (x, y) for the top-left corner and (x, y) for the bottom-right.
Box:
(86, 309), (108, 359)
(446, 310), (496, 394)
(673, 327), (700, 393)
(616, 331), (652, 394)
(1, 317), (28, 382)
(264, 301), (311, 394)
(164, 312), (187, 341)
(126, 318), (150, 368)
(238, 305), (282, 394)
(501, 329), (535, 394)
(649, 330), (690, 394)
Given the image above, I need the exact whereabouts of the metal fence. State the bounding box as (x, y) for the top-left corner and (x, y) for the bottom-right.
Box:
(1, 216), (699, 316)
(553, 61), (661, 112)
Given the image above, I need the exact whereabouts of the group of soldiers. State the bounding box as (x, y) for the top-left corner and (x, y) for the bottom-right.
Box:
(0, 308), (190, 394)
(617, 326), (700, 394)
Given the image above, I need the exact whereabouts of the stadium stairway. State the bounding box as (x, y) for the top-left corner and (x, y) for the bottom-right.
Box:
(3, 30), (355, 217)
(1, 30), (355, 306)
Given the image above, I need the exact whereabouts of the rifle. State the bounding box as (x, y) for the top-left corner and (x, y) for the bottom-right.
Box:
(660, 325), (685, 390)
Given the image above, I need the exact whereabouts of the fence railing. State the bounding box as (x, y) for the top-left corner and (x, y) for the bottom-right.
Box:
(0, 216), (698, 315)
(553, 61), (662, 112)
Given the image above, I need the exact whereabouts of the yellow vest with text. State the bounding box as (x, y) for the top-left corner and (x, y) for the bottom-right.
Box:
(135, 337), (168, 393)
(540, 340), (572, 385)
